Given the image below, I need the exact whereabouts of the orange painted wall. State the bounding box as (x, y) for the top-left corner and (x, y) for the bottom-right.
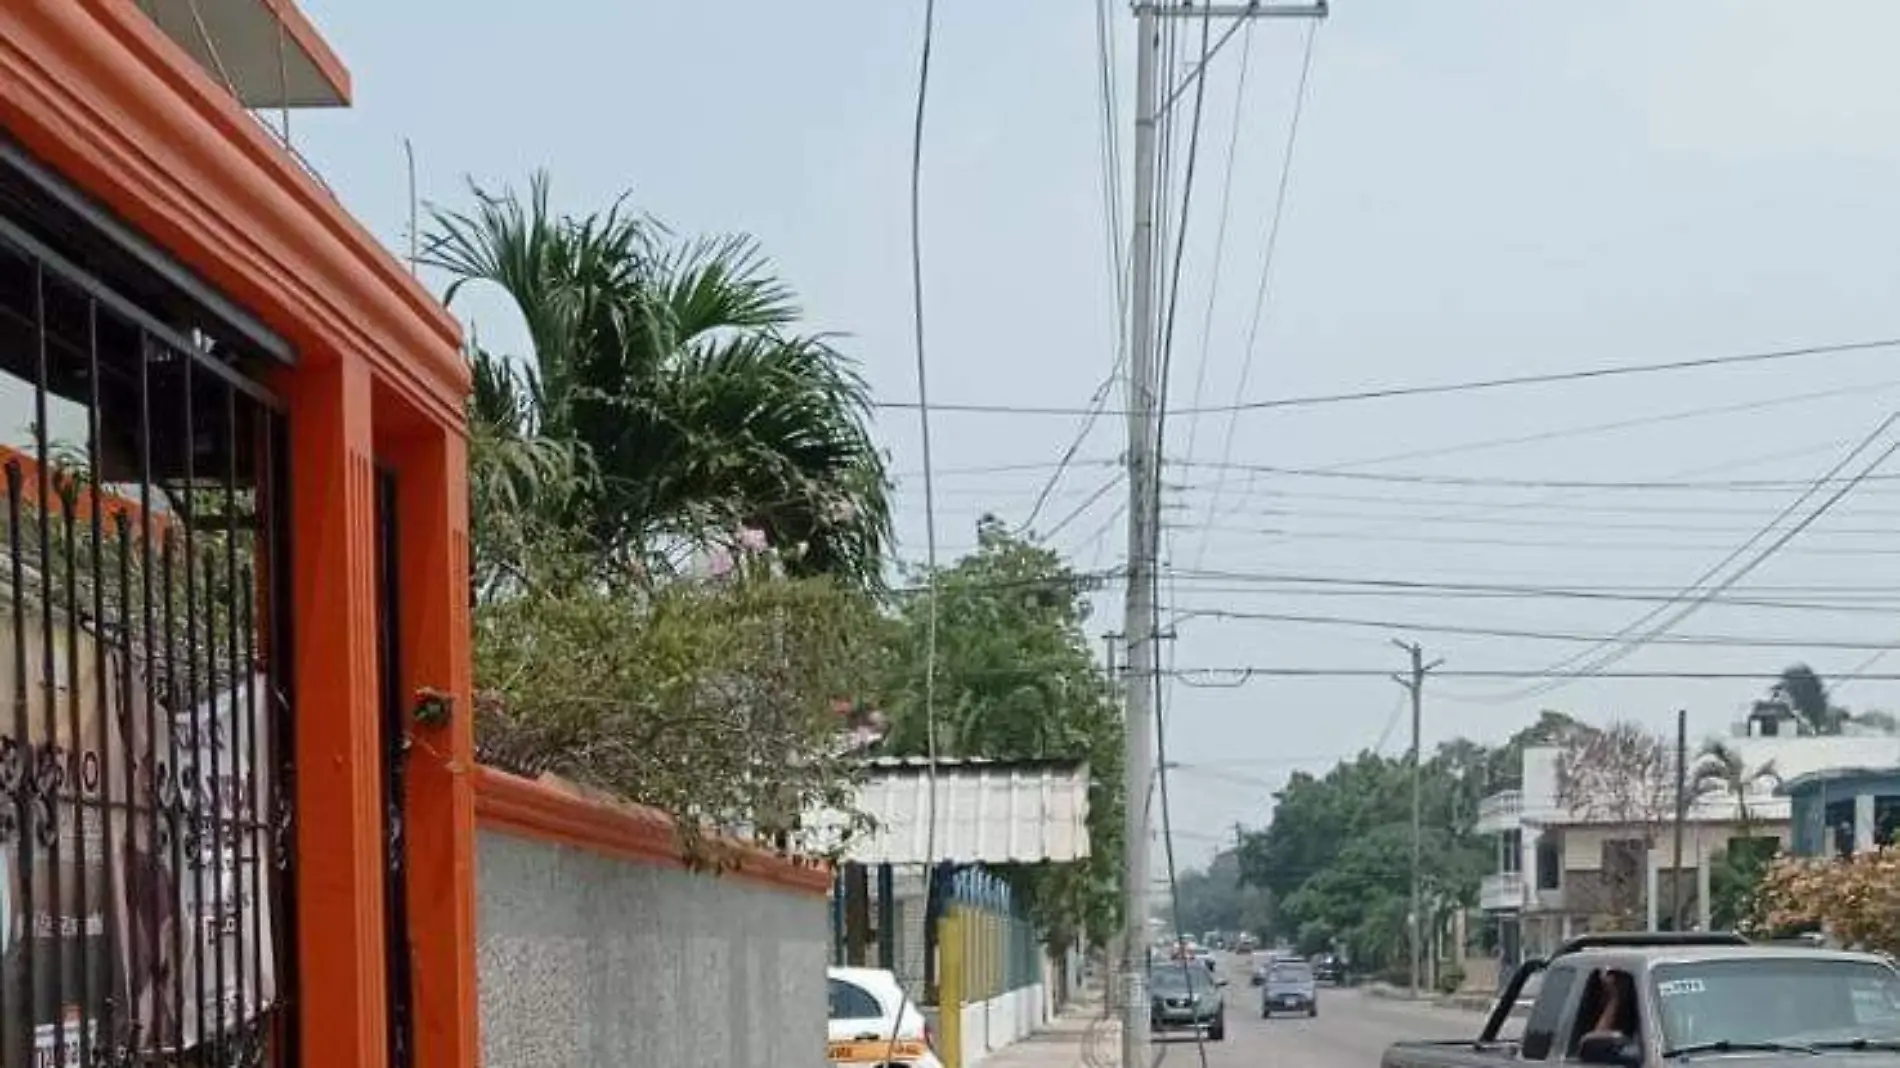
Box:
(0, 4), (476, 1068)
(473, 766), (834, 898)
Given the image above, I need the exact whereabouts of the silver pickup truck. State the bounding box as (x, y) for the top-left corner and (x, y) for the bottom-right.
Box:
(1383, 933), (1900, 1068)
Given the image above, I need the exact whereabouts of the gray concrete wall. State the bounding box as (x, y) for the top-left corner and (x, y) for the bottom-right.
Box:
(476, 827), (828, 1068)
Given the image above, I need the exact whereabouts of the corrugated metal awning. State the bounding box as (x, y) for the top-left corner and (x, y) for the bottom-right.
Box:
(807, 757), (1091, 866)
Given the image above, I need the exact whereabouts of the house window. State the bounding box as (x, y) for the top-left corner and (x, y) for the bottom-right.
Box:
(1502, 829), (1522, 873)
(1876, 796), (1900, 848)
(1825, 799), (1857, 857)
(1536, 840), (1560, 890)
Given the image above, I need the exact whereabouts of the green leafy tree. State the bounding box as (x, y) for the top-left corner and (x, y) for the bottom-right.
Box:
(878, 517), (1123, 952)
(430, 172), (892, 588)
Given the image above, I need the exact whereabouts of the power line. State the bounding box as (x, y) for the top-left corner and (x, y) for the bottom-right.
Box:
(1189, 522), (1900, 556)
(885, 0), (939, 1058)
(1307, 377), (1900, 475)
(1157, 666), (1900, 681)
(1171, 461), (1900, 492)
(1483, 415), (1900, 703)
(873, 336), (1900, 416)
(1173, 606), (1900, 650)
(1193, 18), (1319, 566)
(1178, 18), (1258, 481)
(1160, 570), (1900, 615)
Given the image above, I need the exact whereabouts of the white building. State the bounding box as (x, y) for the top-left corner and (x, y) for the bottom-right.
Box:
(1475, 724), (1900, 966)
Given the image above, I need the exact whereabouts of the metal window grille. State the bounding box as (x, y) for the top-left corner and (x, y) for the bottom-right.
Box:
(0, 200), (294, 1068)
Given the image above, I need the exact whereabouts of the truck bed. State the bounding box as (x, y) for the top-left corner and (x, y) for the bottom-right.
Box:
(1381, 1038), (1520, 1068)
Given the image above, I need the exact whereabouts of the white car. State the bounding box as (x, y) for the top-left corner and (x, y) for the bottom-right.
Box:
(827, 966), (943, 1068)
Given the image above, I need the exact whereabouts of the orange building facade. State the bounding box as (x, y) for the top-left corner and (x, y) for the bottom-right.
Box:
(0, 4), (476, 1068)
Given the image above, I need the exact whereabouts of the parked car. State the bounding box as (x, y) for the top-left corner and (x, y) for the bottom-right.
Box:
(827, 966), (942, 1068)
(1261, 958), (1318, 1018)
(1380, 932), (1900, 1068)
(1150, 963), (1227, 1041)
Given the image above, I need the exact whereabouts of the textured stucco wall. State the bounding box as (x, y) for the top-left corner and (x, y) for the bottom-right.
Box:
(477, 828), (828, 1068)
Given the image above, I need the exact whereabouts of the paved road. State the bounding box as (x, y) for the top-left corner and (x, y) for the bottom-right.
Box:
(1144, 954), (1492, 1068)
(982, 952), (1500, 1068)
(1143, 984), (1485, 1068)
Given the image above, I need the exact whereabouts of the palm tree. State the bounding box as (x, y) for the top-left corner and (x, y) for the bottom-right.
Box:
(427, 172), (892, 587)
(1691, 739), (1781, 833)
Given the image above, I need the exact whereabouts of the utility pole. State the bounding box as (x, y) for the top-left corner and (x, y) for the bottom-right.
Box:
(1119, 5), (1326, 1063)
(1391, 639), (1442, 1002)
(1671, 708), (1688, 930)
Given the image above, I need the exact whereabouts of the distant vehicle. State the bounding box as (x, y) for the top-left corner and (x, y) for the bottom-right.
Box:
(827, 966), (941, 1067)
(1261, 958), (1318, 1018)
(1150, 963), (1227, 1042)
(1313, 954), (1344, 983)
(1237, 934), (1259, 954)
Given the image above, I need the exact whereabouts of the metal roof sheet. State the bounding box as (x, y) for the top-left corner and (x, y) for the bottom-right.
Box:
(805, 759), (1092, 866)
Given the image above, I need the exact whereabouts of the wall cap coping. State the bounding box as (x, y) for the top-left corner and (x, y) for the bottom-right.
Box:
(472, 764), (832, 897)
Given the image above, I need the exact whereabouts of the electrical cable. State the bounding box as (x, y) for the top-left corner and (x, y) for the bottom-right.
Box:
(1169, 607), (1900, 651)
(1150, 12), (1215, 1061)
(872, 336), (1900, 416)
(1178, 20), (1257, 478)
(1013, 0), (1139, 535)
(1188, 523), (1900, 556)
(1306, 377), (1900, 476)
(1474, 415), (1900, 703)
(1171, 462), (1900, 492)
(1044, 474), (1124, 541)
(1192, 18), (1319, 561)
(1156, 667), (1900, 681)
(885, 2), (939, 1062)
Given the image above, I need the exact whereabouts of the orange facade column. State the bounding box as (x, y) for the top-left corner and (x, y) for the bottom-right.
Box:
(388, 424), (480, 1068)
(287, 353), (389, 1068)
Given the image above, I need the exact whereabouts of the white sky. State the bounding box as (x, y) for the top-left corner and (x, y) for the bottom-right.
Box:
(274, 0), (1900, 865)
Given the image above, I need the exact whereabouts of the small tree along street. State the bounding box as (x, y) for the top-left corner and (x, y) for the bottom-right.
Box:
(878, 517), (1126, 955)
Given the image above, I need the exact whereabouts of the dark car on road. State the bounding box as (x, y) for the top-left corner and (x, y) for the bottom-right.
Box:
(1150, 963), (1227, 1042)
(1313, 954), (1345, 984)
(1262, 958), (1319, 1018)
(1382, 932), (1900, 1068)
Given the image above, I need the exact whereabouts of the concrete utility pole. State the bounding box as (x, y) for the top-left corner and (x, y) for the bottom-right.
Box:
(1119, 5), (1326, 1064)
(1671, 708), (1688, 930)
(1391, 639), (1442, 1001)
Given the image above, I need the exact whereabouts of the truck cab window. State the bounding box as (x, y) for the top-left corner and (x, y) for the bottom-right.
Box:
(1520, 966), (1576, 1060)
(1570, 969), (1640, 1056)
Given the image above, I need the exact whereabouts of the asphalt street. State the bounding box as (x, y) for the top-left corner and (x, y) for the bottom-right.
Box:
(981, 951), (1503, 1068)
(1139, 954), (1495, 1068)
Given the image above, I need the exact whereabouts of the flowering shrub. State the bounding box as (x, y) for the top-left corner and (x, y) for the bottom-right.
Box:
(1747, 850), (1900, 954)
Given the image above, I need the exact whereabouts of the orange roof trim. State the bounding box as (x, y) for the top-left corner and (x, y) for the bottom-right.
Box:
(0, 1), (467, 429)
(472, 766), (833, 898)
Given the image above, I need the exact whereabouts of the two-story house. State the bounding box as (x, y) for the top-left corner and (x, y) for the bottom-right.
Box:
(1477, 724), (1900, 968)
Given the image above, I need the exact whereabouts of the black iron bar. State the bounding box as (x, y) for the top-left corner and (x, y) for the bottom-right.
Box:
(179, 350), (209, 1062)
(7, 458), (31, 1068)
(86, 292), (117, 1065)
(32, 258), (70, 1068)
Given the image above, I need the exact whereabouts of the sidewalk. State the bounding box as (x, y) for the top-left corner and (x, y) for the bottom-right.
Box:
(973, 985), (1118, 1068)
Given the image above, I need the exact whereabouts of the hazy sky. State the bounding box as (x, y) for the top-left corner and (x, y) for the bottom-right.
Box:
(291, 1), (1900, 865)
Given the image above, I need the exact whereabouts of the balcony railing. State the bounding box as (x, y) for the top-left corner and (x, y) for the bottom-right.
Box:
(1480, 871), (1526, 911)
(1476, 789), (1523, 833)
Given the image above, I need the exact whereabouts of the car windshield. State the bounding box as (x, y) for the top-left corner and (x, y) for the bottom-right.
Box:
(1654, 957), (1900, 1052)
(1270, 964), (1313, 983)
(1150, 967), (1214, 995)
